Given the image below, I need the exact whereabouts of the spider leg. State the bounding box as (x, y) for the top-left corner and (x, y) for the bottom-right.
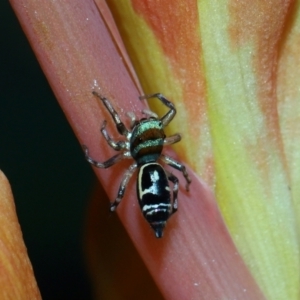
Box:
(83, 145), (126, 168)
(160, 154), (191, 191)
(110, 162), (138, 211)
(164, 133), (181, 146)
(139, 93), (176, 127)
(165, 170), (179, 213)
(92, 91), (129, 138)
(101, 120), (127, 151)
(126, 111), (136, 129)
(142, 109), (158, 119)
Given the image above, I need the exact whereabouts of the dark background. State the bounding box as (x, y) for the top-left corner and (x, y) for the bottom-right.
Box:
(1, 2), (94, 299)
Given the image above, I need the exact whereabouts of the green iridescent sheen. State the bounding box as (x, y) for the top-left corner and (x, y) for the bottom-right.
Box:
(132, 139), (164, 158)
(131, 119), (162, 141)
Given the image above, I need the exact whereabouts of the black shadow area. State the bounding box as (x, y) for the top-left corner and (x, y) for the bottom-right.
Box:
(1, 2), (94, 299)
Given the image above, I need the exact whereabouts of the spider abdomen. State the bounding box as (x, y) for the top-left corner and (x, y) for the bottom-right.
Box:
(137, 162), (172, 238)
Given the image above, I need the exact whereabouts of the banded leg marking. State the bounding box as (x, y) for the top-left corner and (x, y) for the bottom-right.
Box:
(164, 133), (181, 146)
(101, 120), (126, 151)
(139, 93), (176, 128)
(160, 154), (191, 191)
(110, 162), (138, 211)
(165, 170), (179, 213)
(83, 145), (124, 169)
(92, 91), (129, 137)
(126, 111), (137, 129)
(142, 109), (158, 119)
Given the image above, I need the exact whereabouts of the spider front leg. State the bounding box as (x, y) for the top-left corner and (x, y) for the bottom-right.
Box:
(101, 120), (127, 151)
(83, 145), (125, 168)
(139, 93), (176, 127)
(110, 163), (138, 211)
(92, 91), (129, 138)
(160, 154), (192, 191)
